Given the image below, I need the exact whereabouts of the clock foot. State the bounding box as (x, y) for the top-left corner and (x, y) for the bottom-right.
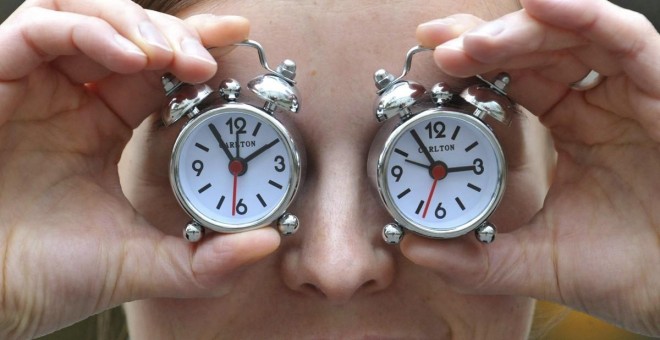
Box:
(382, 223), (404, 244)
(277, 213), (299, 236)
(183, 221), (204, 242)
(475, 222), (496, 244)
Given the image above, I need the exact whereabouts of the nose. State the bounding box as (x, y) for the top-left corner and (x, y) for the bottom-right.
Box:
(280, 146), (395, 304)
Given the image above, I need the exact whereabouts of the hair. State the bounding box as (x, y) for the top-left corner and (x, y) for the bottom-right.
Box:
(134, 0), (199, 13)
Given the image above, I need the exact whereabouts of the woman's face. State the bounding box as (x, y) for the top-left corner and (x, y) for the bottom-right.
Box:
(121, 0), (552, 338)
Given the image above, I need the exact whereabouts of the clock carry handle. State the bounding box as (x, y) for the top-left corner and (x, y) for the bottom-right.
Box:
(373, 45), (518, 126)
(161, 40), (300, 127)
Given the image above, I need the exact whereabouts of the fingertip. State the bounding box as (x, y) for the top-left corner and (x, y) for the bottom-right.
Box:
(220, 15), (251, 40)
(416, 18), (460, 48)
(133, 21), (177, 70)
(416, 14), (484, 48)
(400, 234), (480, 271)
(192, 228), (281, 279)
(399, 234), (430, 265)
(176, 36), (218, 81)
(169, 15), (252, 84)
(432, 39), (484, 78)
(109, 34), (149, 73)
(188, 15), (251, 47)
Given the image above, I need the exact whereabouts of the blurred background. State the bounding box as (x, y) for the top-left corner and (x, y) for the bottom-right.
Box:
(1, 0), (659, 339)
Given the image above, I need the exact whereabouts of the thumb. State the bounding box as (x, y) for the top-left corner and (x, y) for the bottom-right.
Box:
(115, 225), (281, 303)
(400, 220), (560, 300)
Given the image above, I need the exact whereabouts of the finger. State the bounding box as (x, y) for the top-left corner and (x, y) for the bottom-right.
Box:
(399, 224), (560, 302)
(522, 0), (660, 95)
(48, 0), (176, 68)
(416, 14), (484, 47)
(426, 7), (626, 116)
(93, 15), (250, 129)
(119, 226), (281, 300)
(0, 7), (148, 81)
(456, 9), (623, 78)
(185, 14), (251, 49)
(146, 11), (216, 83)
(431, 9), (592, 82)
(460, 10), (587, 65)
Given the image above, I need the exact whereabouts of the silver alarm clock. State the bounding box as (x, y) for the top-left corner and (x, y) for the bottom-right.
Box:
(161, 40), (305, 242)
(368, 46), (519, 244)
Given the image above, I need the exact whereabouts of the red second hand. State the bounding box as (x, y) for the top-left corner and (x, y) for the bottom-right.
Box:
(229, 160), (243, 216)
(232, 171), (238, 216)
(422, 179), (438, 219)
(422, 165), (446, 219)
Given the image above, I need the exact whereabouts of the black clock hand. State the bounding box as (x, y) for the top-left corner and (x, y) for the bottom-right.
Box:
(208, 123), (234, 160)
(405, 160), (476, 173)
(447, 165), (476, 173)
(404, 159), (430, 169)
(243, 139), (280, 163)
(409, 129), (434, 164)
(235, 129), (241, 158)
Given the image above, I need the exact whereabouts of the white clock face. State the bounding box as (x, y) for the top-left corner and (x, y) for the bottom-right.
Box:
(172, 106), (297, 231)
(380, 110), (505, 237)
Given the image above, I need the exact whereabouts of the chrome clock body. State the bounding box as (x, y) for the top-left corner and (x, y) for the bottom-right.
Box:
(369, 46), (518, 244)
(161, 40), (304, 242)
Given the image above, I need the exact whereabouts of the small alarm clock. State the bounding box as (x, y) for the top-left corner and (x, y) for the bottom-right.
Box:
(161, 40), (305, 242)
(368, 46), (518, 244)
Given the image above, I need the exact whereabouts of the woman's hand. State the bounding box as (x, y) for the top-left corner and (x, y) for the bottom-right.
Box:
(0, 1), (280, 338)
(402, 0), (660, 335)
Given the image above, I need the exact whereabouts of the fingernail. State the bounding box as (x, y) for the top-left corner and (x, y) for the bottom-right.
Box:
(181, 38), (216, 65)
(467, 20), (505, 37)
(114, 34), (147, 57)
(138, 22), (173, 52)
(437, 38), (464, 52)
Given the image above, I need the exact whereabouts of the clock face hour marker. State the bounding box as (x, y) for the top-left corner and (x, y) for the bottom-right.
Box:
(198, 183), (212, 193)
(465, 141), (479, 152)
(451, 126), (461, 141)
(268, 180), (283, 190)
(397, 188), (411, 199)
(415, 200), (425, 215)
(195, 143), (209, 152)
(252, 122), (262, 137)
(455, 197), (466, 211)
(394, 148), (409, 158)
(216, 195), (226, 210)
(467, 183), (481, 192)
(256, 194), (267, 207)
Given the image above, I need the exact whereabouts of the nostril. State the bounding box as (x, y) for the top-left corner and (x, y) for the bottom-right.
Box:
(298, 279), (382, 301)
(300, 283), (326, 298)
(360, 279), (378, 293)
